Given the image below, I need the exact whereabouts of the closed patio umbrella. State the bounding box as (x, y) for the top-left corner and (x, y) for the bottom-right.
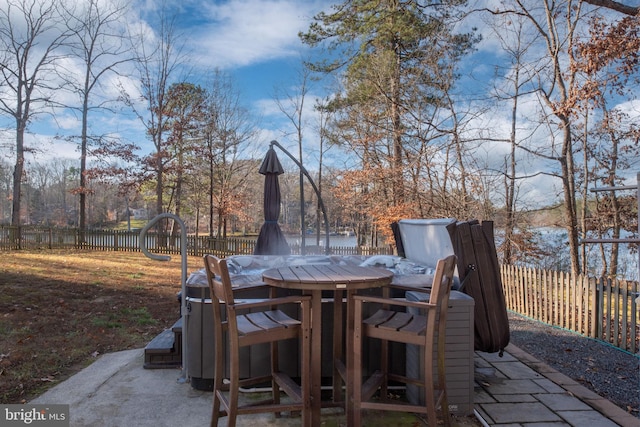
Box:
(254, 147), (291, 255)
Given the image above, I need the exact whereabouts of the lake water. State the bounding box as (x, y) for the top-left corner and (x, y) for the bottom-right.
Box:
(286, 228), (638, 281)
(286, 234), (357, 247)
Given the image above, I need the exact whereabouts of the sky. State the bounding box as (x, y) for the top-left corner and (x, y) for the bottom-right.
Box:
(1, 0), (335, 166)
(2, 0), (639, 206)
(131, 0), (338, 164)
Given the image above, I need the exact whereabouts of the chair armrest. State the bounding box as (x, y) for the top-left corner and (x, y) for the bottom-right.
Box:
(232, 295), (311, 311)
(388, 275), (433, 292)
(353, 294), (437, 310)
(229, 275), (271, 291)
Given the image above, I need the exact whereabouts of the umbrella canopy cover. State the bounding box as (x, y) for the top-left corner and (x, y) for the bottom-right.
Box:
(254, 147), (291, 255)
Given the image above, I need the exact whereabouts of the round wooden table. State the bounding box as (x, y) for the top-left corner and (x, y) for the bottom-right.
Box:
(262, 264), (393, 427)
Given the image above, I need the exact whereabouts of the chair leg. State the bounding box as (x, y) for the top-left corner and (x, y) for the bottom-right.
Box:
(424, 341), (437, 427)
(227, 343), (240, 427)
(332, 289), (344, 405)
(211, 391), (220, 427)
(227, 379), (239, 426)
(301, 307), (311, 427)
(271, 341), (281, 417)
(440, 391), (452, 427)
(379, 337), (389, 402)
(352, 299), (363, 427)
(437, 346), (451, 427)
(211, 345), (224, 426)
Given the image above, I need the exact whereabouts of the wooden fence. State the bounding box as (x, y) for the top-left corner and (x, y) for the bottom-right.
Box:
(0, 225), (393, 256)
(1, 225), (638, 353)
(502, 264), (639, 353)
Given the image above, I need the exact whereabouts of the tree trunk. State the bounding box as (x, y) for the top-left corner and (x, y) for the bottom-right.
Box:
(80, 89), (88, 237)
(11, 115), (27, 227)
(559, 117), (581, 276)
(391, 33), (404, 205)
(11, 127), (24, 227)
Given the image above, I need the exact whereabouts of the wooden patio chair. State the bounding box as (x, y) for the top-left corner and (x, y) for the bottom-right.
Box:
(203, 254), (312, 427)
(352, 254), (457, 427)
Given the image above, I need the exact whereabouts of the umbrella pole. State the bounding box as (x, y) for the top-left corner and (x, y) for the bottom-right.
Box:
(269, 140), (331, 254)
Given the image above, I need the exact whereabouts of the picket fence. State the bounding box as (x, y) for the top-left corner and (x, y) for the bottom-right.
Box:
(502, 264), (638, 353)
(1, 225), (638, 353)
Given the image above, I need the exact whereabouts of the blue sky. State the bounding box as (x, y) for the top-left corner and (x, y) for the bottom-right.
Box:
(141, 0), (333, 160)
(4, 0), (639, 206)
(6, 0), (333, 166)
(9, 0), (495, 167)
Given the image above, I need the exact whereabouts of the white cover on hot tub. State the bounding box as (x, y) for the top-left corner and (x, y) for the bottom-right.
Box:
(398, 218), (456, 267)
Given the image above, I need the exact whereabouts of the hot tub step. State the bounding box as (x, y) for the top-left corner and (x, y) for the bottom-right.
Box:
(144, 319), (182, 369)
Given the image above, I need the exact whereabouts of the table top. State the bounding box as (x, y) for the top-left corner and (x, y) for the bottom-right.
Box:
(262, 264), (393, 291)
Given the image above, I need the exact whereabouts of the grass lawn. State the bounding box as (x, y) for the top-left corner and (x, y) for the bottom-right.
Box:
(0, 250), (203, 403)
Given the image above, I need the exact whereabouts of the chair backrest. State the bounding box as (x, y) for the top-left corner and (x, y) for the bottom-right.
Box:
(428, 254), (457, 326)
(203, 254), (235, 305)
(203, 255), (238, 338)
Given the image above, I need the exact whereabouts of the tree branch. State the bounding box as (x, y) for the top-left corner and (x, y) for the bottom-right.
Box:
(582, 0), (639, 16)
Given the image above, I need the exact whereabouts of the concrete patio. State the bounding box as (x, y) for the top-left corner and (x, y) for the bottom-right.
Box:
(30, 343), (638, 426)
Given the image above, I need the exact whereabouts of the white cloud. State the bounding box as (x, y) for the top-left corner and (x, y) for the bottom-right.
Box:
(188, 0), (323, 69)
(614, 99), (640, 119)
(24, 133), (78, 162)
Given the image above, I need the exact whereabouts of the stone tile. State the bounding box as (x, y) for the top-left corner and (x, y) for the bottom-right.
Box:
(476, 366), (503, 380)
(584, 397), (637, 421)
(478, 351), (518, 363)
(474, 388), (496, 404)
(484, 379), (548, 395)
(540, 371), (578, 387)
(480, 402), (561, 424)
(507, 346), (541, 365)
(561, 384), (602, 401)
(474, 356), (493, 369)
(610, 412), (640, 427)
(476, 367), (507, 388)
(494, 393), (538, 403)
(473, 343), (634, 427)
(493, 361), (544, 380)
(533, 378), (566, 393)
(474, 405), (493, 424)
(556, 410), (620, 427)
(535, 393), (591, 411)
(521, 423), (570, 426)
(527, 361), (558, 374)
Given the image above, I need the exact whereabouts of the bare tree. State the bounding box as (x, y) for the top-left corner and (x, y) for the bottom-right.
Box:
(163, 81), (206, 236)
(0, 0), (70, 226)
(274, 64), (311, 248)
(23, 157), (79, 226)
(489, 1), (587, 275)
(312, 96), (334, 246)
(0, 158), (12, 222)
(573, 13), (640, 277)
(582, 0), (639, 15)
(120, 9), (187, 241)
(487, 0), (640, 275)
(485, 13), (543, 264)
(61, 0), (134, 232)
(199, 70), (257, 238)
